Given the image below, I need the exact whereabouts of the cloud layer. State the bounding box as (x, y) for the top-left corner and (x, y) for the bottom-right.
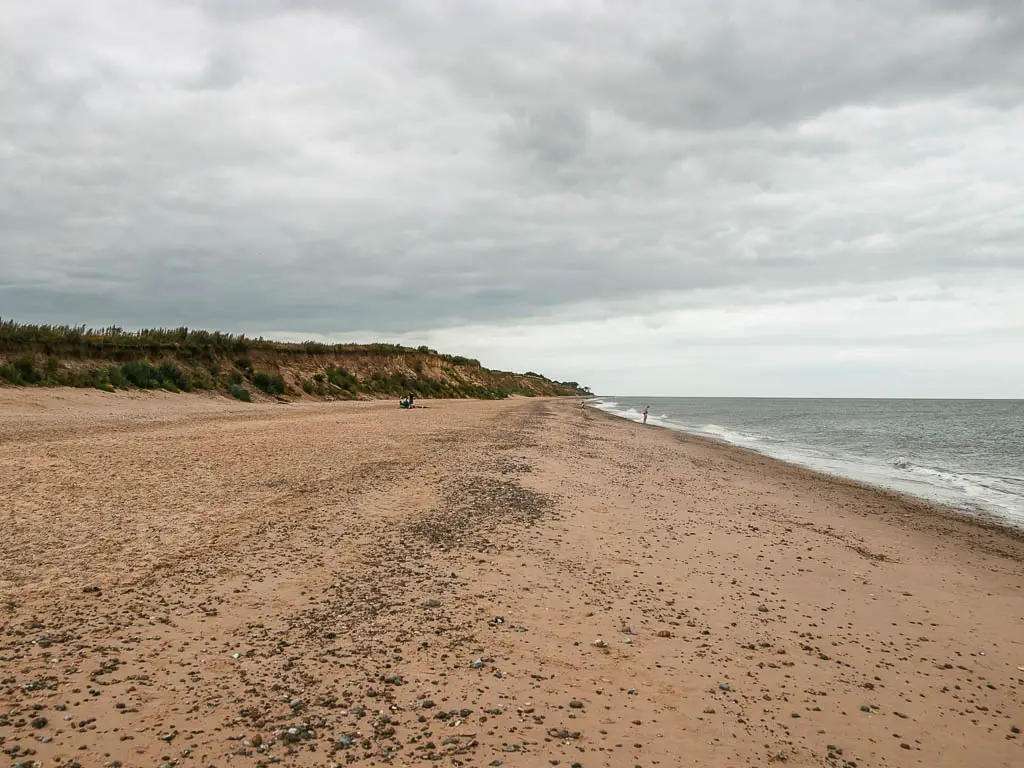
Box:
(1, 0), (1022, 393)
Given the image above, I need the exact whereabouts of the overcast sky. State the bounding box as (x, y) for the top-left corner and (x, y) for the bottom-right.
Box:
(2, 0), (1022, 396)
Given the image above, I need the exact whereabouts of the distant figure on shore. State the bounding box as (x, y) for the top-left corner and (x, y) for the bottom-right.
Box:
(408, 392), (415, 407)
(642, 405), (649, 424)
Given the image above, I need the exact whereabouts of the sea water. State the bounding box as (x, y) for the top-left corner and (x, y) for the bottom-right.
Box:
(592, 397), (1024, 528)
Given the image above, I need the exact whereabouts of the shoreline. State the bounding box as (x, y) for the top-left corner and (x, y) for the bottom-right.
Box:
(1, 391), (1021, 767)
(587, 399), (1024, 542)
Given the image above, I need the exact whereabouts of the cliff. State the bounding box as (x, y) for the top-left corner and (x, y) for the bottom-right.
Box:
(0, 321), (588, 401)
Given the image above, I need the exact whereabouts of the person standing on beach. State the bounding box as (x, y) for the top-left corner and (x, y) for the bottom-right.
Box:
(642, 405), (649, 424)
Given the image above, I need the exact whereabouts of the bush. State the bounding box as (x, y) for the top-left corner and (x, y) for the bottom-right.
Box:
(121, 361), (162, 388)
(301, 379), (315, 395)
(228, 369), (243, 385)
(44, 356), (61, 383)
(158, 362), (191, 392)
(107, 365), (126, 388)
(0, 363), (23, 384)
(119, 360), (190, 391)
(234, 358), (252, 372)
(229, 385), (251, 402)
(327, 367), (357, 390)
(13, 357), (42, 384)
(209, 364), (221, 378)
(253, 371), (285, 395)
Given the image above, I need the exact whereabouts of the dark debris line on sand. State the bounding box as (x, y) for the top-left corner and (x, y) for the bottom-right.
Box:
(213, 405), (562, 765)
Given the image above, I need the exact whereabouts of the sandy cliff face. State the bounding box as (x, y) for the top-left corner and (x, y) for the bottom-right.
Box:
(0, 331), (585, 400)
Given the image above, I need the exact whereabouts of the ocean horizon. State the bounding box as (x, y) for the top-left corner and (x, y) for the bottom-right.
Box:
(592, 396), (1024, 528)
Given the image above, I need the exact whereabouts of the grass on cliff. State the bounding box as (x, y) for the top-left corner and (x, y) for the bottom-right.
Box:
(0, 319), (478, 365)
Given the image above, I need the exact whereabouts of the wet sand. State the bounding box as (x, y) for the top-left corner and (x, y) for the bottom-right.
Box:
(0, 390), (1021, 767)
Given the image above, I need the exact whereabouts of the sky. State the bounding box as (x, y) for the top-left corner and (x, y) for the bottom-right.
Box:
(1, 0), (1022, 397)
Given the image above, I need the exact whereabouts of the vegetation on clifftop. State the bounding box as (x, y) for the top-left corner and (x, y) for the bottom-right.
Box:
(0, 319), (589, 401)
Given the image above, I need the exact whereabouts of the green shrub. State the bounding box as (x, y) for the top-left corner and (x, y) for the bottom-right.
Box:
(121, 361), (161, 388)
(327, 367), (357, 390)
(107, 365), (126, 388)
(0, 363), (23, 384)
(234, 358), (252, 371)
(158, 362), (191, 392)
(301, 379), (315, 395)
(253, 371), (286, 395)
(228, 369), (243, 385)
(229, 385), (251, 402)
(13, 357), (42, 384)
(209, 364), (221, 378)
(44, 356), (61, 383)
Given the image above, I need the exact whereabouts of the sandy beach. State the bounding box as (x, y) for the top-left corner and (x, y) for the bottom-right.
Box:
(1, 390), (1021, 768)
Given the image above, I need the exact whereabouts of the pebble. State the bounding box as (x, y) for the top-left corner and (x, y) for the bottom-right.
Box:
(423, 598), (442, 608)
(569, 700), (584, 709)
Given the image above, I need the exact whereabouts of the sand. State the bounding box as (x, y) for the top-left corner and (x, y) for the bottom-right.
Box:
(0, 390), (1021, 768)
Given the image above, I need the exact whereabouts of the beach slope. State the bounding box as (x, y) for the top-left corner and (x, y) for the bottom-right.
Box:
(0, 391), (1021, 767)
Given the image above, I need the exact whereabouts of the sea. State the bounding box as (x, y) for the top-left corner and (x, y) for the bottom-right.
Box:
(591, 397), (1024, 529)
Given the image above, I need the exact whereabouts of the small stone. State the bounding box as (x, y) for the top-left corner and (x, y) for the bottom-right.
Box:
(290, 698), (303, 709)
(423, 598), (442, 608)
(900, 743), (911, 750)
(719, 683), (730, 692)
(758, 605), (769, 612)
(383, 672), (403, 685)
(592, 638), (607, 648)
(420, 699), (436, 709)
(30, 716), (48, 729)
(470, 657), (485, 669)
(250, 734), (262, 747)
(656, 630), (672, 638)
(491, 762), (504, 767)
(860, 705), (871, 713)
(569, 700), (584, 709)
(1011, 726), (1021, 734)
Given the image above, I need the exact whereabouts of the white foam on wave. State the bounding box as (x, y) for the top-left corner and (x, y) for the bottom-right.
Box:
(591, 399), (1024, 526)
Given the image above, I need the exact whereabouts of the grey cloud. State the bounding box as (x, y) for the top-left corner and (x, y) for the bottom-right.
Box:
(0, 0), (1022, 338)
